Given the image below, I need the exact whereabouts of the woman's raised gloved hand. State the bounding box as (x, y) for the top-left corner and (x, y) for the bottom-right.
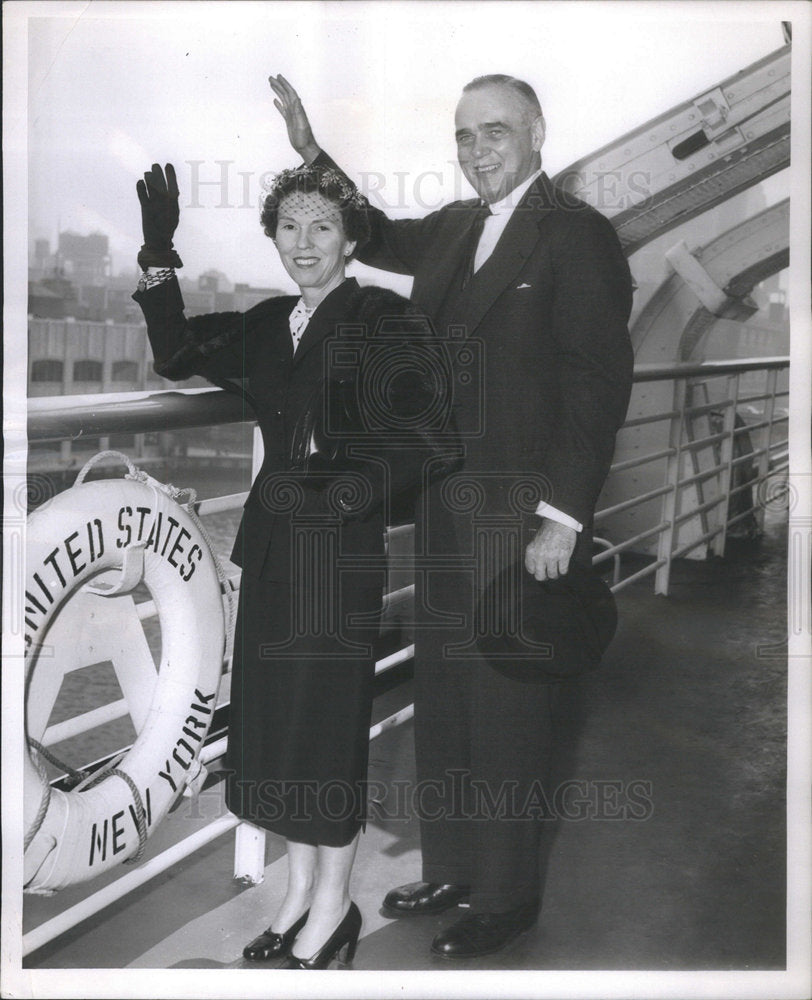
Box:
(136, 163), (183, 270)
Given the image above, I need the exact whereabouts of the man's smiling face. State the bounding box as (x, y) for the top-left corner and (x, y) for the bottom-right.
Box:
(455, 83), (544, 204)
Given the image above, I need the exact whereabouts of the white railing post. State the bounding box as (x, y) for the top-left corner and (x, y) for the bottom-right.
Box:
(683, 380), (712, 541)
(251, 423), (264, 479)
(755, 368), (779, 532)
(711, 373), (740, 557)
(233, 822), (267, 885)
(655, 377), (687, 595)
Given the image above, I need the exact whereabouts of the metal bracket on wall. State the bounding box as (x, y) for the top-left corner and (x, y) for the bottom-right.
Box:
(664, 241), (732, 316)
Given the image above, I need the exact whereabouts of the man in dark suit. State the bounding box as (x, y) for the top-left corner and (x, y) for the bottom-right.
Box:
(271, 72), (634, 959)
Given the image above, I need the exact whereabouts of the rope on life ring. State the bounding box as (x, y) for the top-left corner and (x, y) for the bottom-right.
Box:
(24, 453), (229, 894)
(75, 450), (237, 648)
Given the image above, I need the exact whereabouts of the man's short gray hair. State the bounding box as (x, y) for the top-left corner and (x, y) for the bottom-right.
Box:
(462, 74), (543, 122)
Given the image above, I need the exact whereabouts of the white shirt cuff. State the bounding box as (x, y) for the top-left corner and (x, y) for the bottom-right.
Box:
(535, 501), (583, 532)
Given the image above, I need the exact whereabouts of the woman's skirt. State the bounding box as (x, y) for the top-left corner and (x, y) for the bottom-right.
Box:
(224, 566), (382, 847)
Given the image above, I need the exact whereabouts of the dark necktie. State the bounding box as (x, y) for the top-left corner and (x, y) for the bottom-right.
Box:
(462, 202), (491, 288)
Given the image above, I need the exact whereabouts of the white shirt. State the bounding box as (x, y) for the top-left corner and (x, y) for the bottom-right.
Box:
(473, 169), (583, 534)
(288, 297), (314, 352)
(288, 298), (319, 453)
(473, 168), (542, 274)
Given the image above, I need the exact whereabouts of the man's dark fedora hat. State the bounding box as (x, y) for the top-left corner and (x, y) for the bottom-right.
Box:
(475, 561), (617, 681)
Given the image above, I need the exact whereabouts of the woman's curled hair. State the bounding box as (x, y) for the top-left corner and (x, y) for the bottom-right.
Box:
(260, 165), (371, 259)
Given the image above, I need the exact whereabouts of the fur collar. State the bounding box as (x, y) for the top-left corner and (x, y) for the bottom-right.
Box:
(155, 281), (424, 381)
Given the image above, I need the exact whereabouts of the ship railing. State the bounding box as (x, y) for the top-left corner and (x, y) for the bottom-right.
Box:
(21, 354), (789, 956)
(594, 357), (789, 595)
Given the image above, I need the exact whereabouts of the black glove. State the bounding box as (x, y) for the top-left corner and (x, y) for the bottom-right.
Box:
(136, 163), (183, 269)
(288, 378), (356, 472)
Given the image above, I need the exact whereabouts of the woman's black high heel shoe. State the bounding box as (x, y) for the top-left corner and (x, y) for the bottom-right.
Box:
(243, 909), (310, 961)
(279, 901), (362, 969)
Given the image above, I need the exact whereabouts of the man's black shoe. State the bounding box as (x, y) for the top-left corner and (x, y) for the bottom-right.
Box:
(382, 881), (470, 917)
(430, 899), (539, 958)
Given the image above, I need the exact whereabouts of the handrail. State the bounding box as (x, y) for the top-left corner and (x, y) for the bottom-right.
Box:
(27, 356), (790, 442)
(28, 387), (249, 442)
(631, 357), (789, 382)
(25, 358), (790, 602)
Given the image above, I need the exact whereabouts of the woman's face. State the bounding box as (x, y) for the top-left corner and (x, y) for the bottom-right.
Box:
(274, 190), (356, 302)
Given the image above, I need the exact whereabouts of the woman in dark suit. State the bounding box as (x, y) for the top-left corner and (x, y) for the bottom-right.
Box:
(134, 164), (451, 969)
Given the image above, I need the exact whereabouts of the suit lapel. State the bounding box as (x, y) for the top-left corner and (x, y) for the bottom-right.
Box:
(457, 172), (557, 334)
(414, 202), (482, 318)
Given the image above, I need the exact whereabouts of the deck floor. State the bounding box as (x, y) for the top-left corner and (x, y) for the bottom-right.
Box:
(23, 516), (790, 976)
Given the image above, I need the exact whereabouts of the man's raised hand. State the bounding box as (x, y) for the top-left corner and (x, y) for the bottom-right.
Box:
(269, 74), (321, 164)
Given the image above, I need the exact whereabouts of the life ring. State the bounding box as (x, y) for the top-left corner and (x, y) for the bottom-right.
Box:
(23, 456), (227, 894)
